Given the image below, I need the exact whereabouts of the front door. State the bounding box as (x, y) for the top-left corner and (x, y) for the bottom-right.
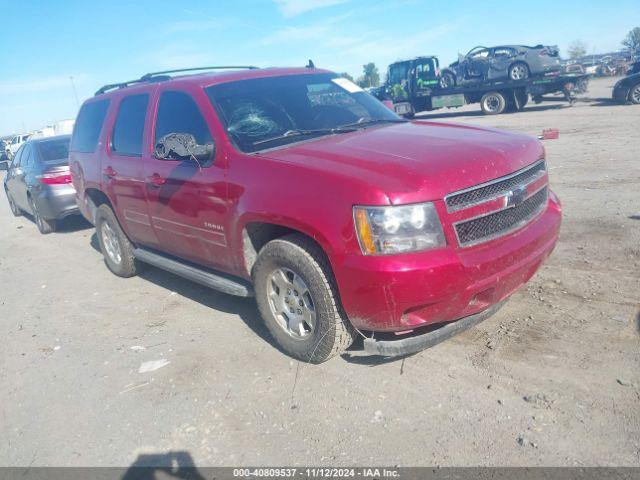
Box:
(143, 89), (229, 270)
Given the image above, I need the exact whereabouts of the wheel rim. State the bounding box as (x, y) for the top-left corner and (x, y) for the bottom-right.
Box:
(440, 75), (452, 88)
(632, 86), (640, 103)
(267, 267), (316, 339)
(30, 199), (44, 230)
(484, 94), (502, 112)
(511, 64), (527, 80)
(101, 220), (122, 264)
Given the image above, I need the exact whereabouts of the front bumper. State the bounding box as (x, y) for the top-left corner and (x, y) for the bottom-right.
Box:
(33, 184), (79, 220)
(363, 300), (506, 356)
(334, 193), (561, 333)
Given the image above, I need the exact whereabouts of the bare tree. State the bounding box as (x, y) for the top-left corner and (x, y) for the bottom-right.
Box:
(357, 63), (380, 88)
(567, 40), (588, 59)
(622, 27), (640, 52)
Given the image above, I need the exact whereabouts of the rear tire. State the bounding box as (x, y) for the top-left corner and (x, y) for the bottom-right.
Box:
(630, 84), (640, 104)
(95, 204), (142, 277)
(6, 190), (22, 217)
(253, 234), (356, 363)
(509, 62), (530, 81)
(29, 196), (55, 234)
(480, 91), (507, 115)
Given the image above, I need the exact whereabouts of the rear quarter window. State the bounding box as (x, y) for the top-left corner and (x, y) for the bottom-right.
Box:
(70, 99), (110, 153)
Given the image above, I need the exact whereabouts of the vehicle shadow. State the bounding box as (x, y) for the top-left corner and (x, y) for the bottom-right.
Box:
(629, 214), (640, 220)
(21, 212), (92, 234)
(89, 232), (276, 350)
(121, 451), (206, 480)
(89, 232), (426, 365)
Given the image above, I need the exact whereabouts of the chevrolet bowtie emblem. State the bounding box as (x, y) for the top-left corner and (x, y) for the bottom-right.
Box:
(505, 185), (527, 208)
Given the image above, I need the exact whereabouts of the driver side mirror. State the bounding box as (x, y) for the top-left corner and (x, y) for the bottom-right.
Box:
(154, 132), (215, 167)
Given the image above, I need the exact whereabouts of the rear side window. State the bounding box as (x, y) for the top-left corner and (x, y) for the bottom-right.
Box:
(21, 144), (33, 167)
(112, 94), (149, 156)
(155, 91), (212, 145)
(71, 99), (110, 153)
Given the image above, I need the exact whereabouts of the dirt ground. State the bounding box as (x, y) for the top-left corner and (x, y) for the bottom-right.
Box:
(1, 77), (638, 468)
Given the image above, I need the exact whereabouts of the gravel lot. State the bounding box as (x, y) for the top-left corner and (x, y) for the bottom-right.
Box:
(1, 77), (638, 468)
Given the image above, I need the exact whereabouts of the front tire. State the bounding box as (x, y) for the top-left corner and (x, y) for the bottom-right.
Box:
(29, 196), (55, 234)
(253, 234), (356, 363)
(509, 62), (529, 81)
(95, 204), (142, 277)
(439, 71), (456, 89)
(630, 84), (640, 104)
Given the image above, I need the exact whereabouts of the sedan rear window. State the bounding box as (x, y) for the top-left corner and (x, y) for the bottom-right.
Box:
(38, 138), (70, 164)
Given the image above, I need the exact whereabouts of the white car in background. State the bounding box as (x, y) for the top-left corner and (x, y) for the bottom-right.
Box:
(7, 133), (31, 158)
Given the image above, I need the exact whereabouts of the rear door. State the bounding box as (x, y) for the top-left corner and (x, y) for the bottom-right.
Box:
(103, 92), (158, 246)
(490, 47), (517, 78)
(143, 87), (229, 269)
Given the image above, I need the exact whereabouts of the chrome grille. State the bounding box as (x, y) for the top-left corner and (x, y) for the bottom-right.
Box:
(454, 187), (548, 247)
(445, 160), (546, 212)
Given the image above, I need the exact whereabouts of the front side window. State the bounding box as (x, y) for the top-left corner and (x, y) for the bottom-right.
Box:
(155, 91), (212, 146)
(206, 73), (400, 153)
(70, 99), (110, 153)
(112, 94), (149, 156)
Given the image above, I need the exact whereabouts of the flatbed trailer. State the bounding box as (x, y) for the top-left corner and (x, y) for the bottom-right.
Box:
(381, 74), (590, 116)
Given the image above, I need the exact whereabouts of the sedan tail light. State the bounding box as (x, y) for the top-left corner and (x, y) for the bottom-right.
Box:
(37, 168), (72, 185)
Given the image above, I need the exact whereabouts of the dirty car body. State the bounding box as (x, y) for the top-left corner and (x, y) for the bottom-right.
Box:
(71, 67), (561, 361)
(441, 45), (561, 87)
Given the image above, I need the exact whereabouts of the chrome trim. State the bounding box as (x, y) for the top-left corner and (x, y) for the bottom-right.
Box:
(453, 186), (548, 248)
(445, 159), (546, 213)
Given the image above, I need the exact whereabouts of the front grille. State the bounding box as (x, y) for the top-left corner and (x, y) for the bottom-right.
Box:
(455, 187), (548, 247)
(445, 161), (546, 212)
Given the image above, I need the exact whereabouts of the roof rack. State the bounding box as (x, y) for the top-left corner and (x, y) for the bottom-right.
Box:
(94, 65), (259, 96)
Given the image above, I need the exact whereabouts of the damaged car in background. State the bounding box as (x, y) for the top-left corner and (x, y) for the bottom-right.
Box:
(439, 45), (561, 88)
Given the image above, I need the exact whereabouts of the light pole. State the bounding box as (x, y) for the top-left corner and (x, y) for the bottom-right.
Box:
(70, 76), (80, 109)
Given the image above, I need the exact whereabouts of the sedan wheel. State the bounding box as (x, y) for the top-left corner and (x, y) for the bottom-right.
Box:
(6, 191), (22, 217)
(630, 84), (640, 104)
(509, 63), (529, 81)
(29, 197), (55, 234)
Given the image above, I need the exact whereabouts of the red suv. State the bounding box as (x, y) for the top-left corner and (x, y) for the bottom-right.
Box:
(69, 66), (561, 363)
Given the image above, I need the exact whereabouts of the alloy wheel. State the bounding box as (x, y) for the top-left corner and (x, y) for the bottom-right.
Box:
(510, 64), (528, 80)
(101, 220), (122, 265)
(267, 267), (316, 339)
(631, 85), (640, 104)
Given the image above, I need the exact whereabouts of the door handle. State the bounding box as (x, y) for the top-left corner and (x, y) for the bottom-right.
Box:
(146, 173), (166, 187)
(103, 166), (117, 178)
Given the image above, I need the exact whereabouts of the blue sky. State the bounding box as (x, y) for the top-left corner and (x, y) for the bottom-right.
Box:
(0, 0), (636, 135)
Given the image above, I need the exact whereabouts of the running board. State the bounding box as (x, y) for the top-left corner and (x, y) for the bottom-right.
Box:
(132, 248), (254, 297)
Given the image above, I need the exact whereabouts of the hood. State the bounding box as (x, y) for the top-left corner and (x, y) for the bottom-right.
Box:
(257, 121), (543, 204)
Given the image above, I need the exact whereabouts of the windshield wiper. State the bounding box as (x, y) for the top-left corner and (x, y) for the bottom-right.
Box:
(339, 118), (408, 129)
(253, 127), (357, 147)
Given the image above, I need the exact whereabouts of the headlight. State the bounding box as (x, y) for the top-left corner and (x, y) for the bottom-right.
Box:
(353, 202), (446, 255)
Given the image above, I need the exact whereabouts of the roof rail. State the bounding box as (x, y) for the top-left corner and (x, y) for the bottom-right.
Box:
(140, 65), (258, 80)
(94, 66), (258, 96)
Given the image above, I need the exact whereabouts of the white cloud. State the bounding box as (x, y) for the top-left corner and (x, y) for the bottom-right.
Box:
(0, 75), (89, 95)
(274, 0), (350, 17)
